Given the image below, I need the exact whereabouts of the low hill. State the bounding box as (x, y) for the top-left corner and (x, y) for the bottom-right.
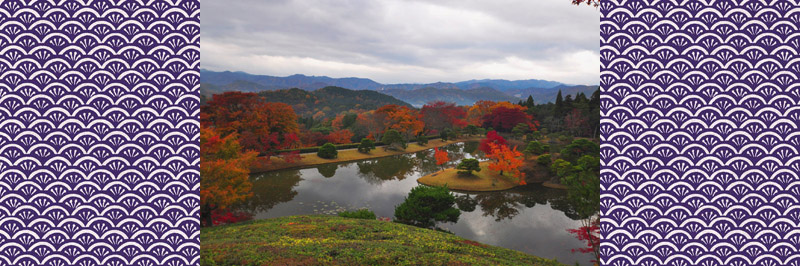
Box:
(381, 87), (520, 107)
(257, 86), (412, 118)
(201, 215), (566, 266)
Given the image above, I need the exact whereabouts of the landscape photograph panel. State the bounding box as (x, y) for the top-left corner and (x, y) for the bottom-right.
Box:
(199, 1), (600, 265)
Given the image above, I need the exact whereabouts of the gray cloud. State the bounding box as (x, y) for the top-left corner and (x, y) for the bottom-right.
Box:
(201, 0), (599, 84)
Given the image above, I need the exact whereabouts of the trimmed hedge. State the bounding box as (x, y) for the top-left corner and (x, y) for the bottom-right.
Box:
(268, 134), (442, 155)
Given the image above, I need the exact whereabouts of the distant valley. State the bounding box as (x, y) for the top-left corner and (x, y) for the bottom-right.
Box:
(200, 69), (598, 107)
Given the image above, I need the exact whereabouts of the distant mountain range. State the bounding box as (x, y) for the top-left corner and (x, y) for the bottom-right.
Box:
(200, 69), (597, 107)
(254, 86), (411, 118)
(380, 87), (519, 107)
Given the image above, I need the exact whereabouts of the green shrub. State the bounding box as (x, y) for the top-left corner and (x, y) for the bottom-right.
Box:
(440, 130), (449, 141)
(357, 138), (375, 153)
(394, 186), (460, 229)
(524, 141), (545, 155)
(512, 123), (529, 139)
(416, 135), (428, 146)
(456, 158), (481, 176)
(560, 139), (599, 163)
(338, 209), (376, 220)
(382, 129), (407, 150)
(448, 129), (458, 140)
(537, 154), (552, 166)
(317, 143), (338, 159)
(464, 125), (479, 136)
(528, 131), (541, 141)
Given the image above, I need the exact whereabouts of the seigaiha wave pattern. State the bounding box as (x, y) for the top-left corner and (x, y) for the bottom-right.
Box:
(0, 1), (200, 265)
(600, 1), (800, 265)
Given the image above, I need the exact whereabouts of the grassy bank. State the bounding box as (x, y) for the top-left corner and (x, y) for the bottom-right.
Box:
(201, 215), (566, 266)
(417, 161), (519, 191)
(251, 136), (482, 173)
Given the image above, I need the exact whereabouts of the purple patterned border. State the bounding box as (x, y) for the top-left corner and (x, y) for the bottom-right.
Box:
(601, 1), (800, 265)
(0, 1), (200, 265)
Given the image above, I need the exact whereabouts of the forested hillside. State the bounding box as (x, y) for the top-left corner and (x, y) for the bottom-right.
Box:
(256, 86), (412, 119)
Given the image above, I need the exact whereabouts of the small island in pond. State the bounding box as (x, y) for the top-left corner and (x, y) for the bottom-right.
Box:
(418, 161), (519, 191)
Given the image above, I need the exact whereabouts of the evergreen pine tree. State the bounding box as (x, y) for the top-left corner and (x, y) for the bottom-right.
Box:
(555, 90), (564, 117)
(525, 95), (535, 108)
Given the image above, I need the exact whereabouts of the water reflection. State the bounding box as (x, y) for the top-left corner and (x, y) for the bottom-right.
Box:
(356, 154), (416, 184)
(241, 142), (592, 264)
(317, 164), (337, 178)
(244, 170), (302, 213)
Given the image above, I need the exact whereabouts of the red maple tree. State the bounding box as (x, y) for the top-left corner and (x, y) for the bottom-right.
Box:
(481, 106), (537, 132)
(479, 130), (507, 155)
(434, 147), (450, 171)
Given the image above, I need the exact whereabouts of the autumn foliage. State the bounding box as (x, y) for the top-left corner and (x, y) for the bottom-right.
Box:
(482, 106), (536, 132)
(201, 91), (299, 154)
(434, 147), (450, 171)
(200, 126), (258, 226)
(567, 219), (600, 264)
(479, 130), (507, 155)
(486, 142), (526, 185)
(421, 101), (467, 133)
(375, 104), (425, 140)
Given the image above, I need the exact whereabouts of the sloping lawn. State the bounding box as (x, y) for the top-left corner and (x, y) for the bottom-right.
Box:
(201, 215), (566, 266)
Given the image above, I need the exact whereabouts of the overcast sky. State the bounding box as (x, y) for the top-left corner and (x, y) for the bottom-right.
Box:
(201, 0), (600, 85)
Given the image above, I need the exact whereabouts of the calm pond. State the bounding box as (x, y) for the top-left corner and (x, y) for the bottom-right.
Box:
(243, 142), (593, 265)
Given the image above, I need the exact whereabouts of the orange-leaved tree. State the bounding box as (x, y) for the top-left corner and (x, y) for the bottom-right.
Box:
(375, 104), (424, 141)
(486, 142), (527, 185)
(200, 126), (258, 226)
(434, 147), (450, 172)
(466, 100), (496, 126)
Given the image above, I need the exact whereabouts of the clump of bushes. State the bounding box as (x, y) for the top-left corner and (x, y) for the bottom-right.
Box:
(456, 158), (481, 176)
(338, 209), (376, 220)
(357, 138), (375, 153)
(317, 143), (338, 159)
(382, 129), (407, 150)
(417, 135), (428, 146)
(524, 141), (550, 156)
(537, 154), (552, 166)
(464, 125), (479, 136)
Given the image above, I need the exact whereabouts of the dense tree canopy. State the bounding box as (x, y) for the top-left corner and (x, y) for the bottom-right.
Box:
(376, 104), (425, 140)
(421, 101), (467, 134)
(199, 126), (258, 226)
(201, 91), (299, 153)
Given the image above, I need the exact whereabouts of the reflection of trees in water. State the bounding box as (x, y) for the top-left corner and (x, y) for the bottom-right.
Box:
(454, 186), (584, 222)
(474, 193), (521, 221)
(444, 143), (467, 164)
(317, 164), (337, 178)
(241, 170), (302, 213)
(463, 141), (480, 156)
(356, 154), (416, 185)
(414, 150), (440, 175)
(455, 194), (478, 212)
